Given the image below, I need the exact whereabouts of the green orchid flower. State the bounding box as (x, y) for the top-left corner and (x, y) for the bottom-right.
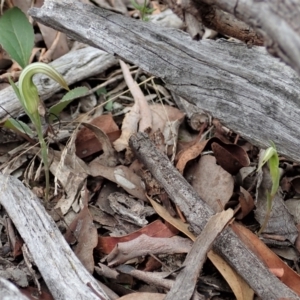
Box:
(11, 62), (69, 200)
(257, 141), (280, 235)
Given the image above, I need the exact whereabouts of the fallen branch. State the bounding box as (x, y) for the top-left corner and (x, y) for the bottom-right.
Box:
(0, 46), (117, 120)
(29, 0), (300, 164)
(167, 0), (264, 45)
(129, 132), (299, 299)
(198, 0), (300, 75)
(0, 277), (30, 300)
(0, 174), (110, 300)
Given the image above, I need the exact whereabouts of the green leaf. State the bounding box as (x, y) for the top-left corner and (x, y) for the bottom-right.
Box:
(269, 152), (279, 196)
(96, 87), (107, 96)
(3, 117), (34, 137)
(48, 86), (89, 122)
(105, 99), (113, 111)
(0, 7), (34, 68)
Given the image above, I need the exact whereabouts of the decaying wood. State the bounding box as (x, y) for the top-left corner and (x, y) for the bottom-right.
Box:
(29, 0), (300, 164)
(129, 132), (300, 299)
(197, 0), (300, 75)
(0, 174), (110, 300)
(0, 277), (30, 300)
(0, 46), (117, 120)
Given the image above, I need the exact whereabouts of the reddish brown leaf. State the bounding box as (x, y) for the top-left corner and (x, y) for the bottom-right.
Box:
(21, 286), (54, 300)
(97, 220), (178, 254)
(176, 140), (208, 174)
(64, 205), (98, 273)
(232, 222), (300, 295)
(76, 114), (120, 158)
(211, 141), (250, 175)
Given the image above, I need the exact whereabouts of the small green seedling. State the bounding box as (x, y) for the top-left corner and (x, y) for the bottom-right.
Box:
(131, 0), (155, 21)
(257, 141), (280, 235)
(10, 63), (69, 200)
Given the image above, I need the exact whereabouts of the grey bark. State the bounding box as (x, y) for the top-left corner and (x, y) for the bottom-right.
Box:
(167, 0), (264, 45)
(28, 0), (300, 164)
(0, 46), (117, 120)
(197, 0), (300, 75)
(0, 277), (30, 300)
(0, 174), (110, 300)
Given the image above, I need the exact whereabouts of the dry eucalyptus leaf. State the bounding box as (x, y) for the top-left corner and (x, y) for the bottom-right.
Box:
(191, 155), (234, 212)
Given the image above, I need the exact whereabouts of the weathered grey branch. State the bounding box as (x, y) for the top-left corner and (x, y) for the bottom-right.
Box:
(166, 0), (263, 45)
(29, 0), (300, 164)
(197, 0), (300, 75)
(129, 132), (300, 299)
(0, 46), (117, 120)
(0, 278), (30, 300)
(0, 174), (110, 300)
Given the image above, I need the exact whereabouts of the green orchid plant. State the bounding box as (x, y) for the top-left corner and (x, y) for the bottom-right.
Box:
(257, 141), (280, 235)
(9, 63), (69, 200)
(0, 8), (90, 200)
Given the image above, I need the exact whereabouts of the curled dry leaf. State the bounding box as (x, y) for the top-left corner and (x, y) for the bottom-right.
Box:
(290, 176), (300, 194)
(80, 122), (118, 167)
(50, 150), (89, 215)
(89, 162), (147, 201)
(120, 60), (152, 132)
(64, 204), (98, 274)
(97, 219), (178, 254)
(75, 114), (119, 158)
(106, 234), (192, 266)
(211, 141), (250, 175)
(113, 101), (140, 152)
(176, 139), (208, 174)
(286, 199), (300, 224)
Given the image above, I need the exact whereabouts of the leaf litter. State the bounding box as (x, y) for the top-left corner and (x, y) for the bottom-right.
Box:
(0, 1), (300, 300)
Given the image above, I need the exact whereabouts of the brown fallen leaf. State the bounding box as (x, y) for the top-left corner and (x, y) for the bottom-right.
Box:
(76, 114), (119, 158)
(176, 139), (208, 174)
(120, 60), (152, 132)
(89, 163), (147, 201)
(64, 189), (98, 274)
(106, 234), (192, 266)
(97, 219), (177, 254)
(191, 155), (234, 213)
(211, 141), (250, 175)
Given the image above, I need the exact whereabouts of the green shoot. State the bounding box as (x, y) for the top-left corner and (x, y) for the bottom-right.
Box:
(131, 0), (155, 21)
(257, 141), (280, 235)
(12, 63), (69, 200)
